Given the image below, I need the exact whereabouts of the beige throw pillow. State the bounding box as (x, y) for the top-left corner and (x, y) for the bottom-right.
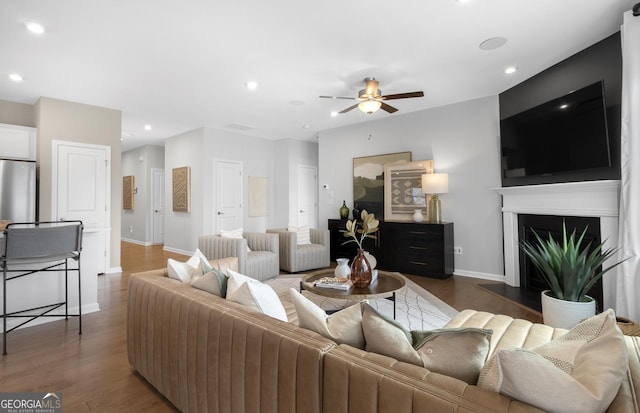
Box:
(477, 309), (627, 413)
(289, 288), (365, 348)
(361, 303), (492, 384)
(288, 225), (311, 245)
(190, 258), (228, 297)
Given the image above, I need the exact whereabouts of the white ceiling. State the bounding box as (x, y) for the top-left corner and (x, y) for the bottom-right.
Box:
(0, 0), (635, 152)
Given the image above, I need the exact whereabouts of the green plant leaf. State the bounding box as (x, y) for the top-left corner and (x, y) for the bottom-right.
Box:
(520, 221), (627, 302)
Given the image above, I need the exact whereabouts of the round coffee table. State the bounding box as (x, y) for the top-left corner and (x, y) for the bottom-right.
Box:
(300, 269), (406, 318)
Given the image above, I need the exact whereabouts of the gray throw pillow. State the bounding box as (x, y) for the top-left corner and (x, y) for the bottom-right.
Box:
(361, 303), (492, 384)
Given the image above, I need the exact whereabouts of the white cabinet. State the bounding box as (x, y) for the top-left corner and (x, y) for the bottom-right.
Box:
(0, 123), (36, 160)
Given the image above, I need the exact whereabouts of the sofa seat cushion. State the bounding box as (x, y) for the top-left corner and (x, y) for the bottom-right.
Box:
(477, 309), (627, 413)
(444, 309), (568, 356)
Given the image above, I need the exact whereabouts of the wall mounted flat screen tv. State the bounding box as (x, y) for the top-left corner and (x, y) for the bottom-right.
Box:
(500, 81), (611, 181)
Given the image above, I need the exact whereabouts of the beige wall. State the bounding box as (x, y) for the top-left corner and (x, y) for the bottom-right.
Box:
(0, 99), (35, 127)
(35, 97), (122, 269)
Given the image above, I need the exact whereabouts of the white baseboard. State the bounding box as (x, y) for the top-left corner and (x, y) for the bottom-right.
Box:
(107, 266), (122, 274)
(163, 245), (192, 256)
(453, 269), (507, 283)
(121, 238), (152, 246)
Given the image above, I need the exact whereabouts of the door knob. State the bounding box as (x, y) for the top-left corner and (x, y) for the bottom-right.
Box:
(154, 210), (159, 213)
(299, 210), (305, 213)
(217, 211), (224, 215)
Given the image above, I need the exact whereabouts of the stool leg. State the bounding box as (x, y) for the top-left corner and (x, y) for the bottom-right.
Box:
(78, 260), (82, 335)
(3, 268), (7, 355)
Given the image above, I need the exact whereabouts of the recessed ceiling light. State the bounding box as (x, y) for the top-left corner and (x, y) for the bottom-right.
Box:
(302, 125), (311, 129)
(504, 66), (518, 74)
(144, 124), (152, 131)
(330, 111), (338, 117)
(25, 22), (45, 34)
(479, 37), (507, 51)
(8, 73), (23, 82)
(246, 81), (258, 90)
(560, 104), (569, 109)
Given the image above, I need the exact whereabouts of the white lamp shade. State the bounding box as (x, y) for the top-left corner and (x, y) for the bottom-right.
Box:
(422, 173), (449, 194)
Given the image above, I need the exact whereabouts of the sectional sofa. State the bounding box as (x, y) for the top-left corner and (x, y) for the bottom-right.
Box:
(127, 257), (640, 412)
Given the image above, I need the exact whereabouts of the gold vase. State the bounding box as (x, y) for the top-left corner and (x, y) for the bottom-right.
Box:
(350, 249), (372, 288)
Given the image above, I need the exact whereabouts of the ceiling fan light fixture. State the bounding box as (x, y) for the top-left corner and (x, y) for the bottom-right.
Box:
(358, 100), (382, 114)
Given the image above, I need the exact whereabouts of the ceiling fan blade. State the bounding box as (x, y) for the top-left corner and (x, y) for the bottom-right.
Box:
(381, 91), (424, 100)
(380, 102), (398, 113)
(339, 103), (360, 114)
(319, 95), (357, 100)
(365, 78), (379, 96)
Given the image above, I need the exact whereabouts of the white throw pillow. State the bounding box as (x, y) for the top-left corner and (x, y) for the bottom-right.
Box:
(167, 248), (208, 283)
(477, 309), (627, 413)
(226, 269), (287, 322)
(289, 288), (365, 348)
(288, 225), (311, 245)
(220, 228), (251, 252)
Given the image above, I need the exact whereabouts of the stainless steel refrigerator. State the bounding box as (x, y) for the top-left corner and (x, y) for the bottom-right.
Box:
(0, 159), (36, 223)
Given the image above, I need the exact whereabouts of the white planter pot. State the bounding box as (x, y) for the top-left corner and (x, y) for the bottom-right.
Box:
(540, 290), (596, 329)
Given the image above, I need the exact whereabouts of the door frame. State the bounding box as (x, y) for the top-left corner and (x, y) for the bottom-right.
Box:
(297, 164), (318, 228)
(151, 168), (165, 245)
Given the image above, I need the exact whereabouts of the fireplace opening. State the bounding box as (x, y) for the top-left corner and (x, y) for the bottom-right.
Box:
(518, 214), (604, 310)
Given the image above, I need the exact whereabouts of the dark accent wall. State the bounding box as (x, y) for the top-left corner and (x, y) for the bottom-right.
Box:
(499, 33), (622, 187)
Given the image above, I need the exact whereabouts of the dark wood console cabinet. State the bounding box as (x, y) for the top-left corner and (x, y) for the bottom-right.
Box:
(383, 221), (454, 279)
(328, 219), (454, 279)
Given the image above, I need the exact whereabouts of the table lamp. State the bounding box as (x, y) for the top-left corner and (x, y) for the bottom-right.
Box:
(421, 173), (449, 223)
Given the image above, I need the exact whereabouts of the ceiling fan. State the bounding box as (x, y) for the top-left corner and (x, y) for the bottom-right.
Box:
(320, 77), (424, 114)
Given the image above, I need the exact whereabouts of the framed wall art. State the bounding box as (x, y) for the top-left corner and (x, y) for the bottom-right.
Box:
(172, 166), (191, 212)
(383, 159), (434, 221)
(123, 175), (134, 210)
(353, 151), (411, 217)
(248, 176), (268, 217)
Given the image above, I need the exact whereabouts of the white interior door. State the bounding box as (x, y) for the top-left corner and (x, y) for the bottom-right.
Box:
(297, 165), (317, 228)
(54, 142), (108, 228)
(214, 159), (243, 232)
(152, 168), (165, 244)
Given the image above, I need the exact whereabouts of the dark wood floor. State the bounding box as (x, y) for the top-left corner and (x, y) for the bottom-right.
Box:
(0, 242), (541, 412)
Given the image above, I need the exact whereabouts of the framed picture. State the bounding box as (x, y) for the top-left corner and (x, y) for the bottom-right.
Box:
(172, 166), (191, 212)
(384, 160), (434, 221)
(353, 151), (411, 218)
(248, 176), (268, 217)
(123, 175), (134, 210)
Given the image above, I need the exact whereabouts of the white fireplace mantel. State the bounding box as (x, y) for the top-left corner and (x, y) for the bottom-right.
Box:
(494, 180), (620, 308)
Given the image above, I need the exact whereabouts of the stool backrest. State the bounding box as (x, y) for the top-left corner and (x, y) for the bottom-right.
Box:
(2, 221), (83, 261)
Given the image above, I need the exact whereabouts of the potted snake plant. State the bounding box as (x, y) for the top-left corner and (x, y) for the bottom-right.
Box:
(521, 222), (625, 329)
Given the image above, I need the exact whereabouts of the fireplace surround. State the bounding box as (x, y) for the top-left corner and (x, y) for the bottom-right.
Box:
(495, 180), (620, 310)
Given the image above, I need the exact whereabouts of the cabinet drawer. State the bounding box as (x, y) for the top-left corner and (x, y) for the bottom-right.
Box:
(398, 259), (445, 277)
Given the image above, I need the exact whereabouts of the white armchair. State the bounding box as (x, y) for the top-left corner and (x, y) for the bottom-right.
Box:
(198, 232), (279, 281)
(267, 228), (330, 273)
